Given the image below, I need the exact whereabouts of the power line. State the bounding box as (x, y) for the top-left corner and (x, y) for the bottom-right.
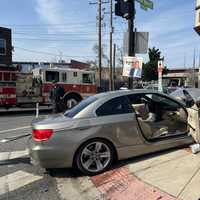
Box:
(11, 25), (97, 29)
(14, 46), (95, 58)
(14, 37), (98, 42)
(2, 21), (97, 27)
(13, 31), (124, 36)
(13, 37), (122, 42)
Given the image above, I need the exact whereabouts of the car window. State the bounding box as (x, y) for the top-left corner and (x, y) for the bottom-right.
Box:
(64, 96), (97, 118)
(96, 96), (133, 116)
(144, 94), (180, 110)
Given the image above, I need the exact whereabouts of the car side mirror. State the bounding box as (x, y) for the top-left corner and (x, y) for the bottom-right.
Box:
(185, 99), (195, 108)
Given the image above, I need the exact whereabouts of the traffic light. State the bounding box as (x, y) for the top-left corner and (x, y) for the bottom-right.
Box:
(115, 0), (134, 19)
(115, 0), (122, 17)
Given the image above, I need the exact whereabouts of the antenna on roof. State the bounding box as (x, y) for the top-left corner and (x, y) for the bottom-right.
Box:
(193, 48), (196, 87)
(198, 50), (200, 68)
(184, 52), (186, 69)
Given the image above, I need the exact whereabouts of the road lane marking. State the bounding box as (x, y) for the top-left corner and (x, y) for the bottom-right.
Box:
(0, 126), (31, 134)
(56, 176), (102, 200)
(0, 150), (29, 161)
(0, 170), (43, 195)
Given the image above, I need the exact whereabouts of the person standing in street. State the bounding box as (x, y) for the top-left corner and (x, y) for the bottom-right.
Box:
(50, 80), (65, 113)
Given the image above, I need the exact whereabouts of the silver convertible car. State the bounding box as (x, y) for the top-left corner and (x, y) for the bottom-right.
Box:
(29, 89), (200, 175)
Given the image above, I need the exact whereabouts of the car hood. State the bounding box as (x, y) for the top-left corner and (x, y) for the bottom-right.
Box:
(31, 114), (90, 131)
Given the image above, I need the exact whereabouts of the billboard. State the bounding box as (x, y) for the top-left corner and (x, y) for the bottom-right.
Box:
(123, 56), (143, 78)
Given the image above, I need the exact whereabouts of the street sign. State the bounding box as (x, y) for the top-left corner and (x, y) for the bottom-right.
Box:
(136, 0), (154, 10)
(123, 31), (149, 55)
(140, 4), (148, 11)
(157, 60), (164, 73)
(158, 60), (164, 92)
(135, 32), (149, 54)
(123, 56), (143, 78)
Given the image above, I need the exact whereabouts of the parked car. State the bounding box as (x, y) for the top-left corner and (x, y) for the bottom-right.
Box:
(145, 84), (170, 94)
(171, 88), (200, 105)
(29, 89), (200, 175)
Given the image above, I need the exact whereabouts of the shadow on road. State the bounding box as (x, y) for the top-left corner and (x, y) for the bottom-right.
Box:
(113, 147), (185, 170)
(46, 168), (83, 178)
(0, 157), (31, 166)
(47, 147), (189, 178)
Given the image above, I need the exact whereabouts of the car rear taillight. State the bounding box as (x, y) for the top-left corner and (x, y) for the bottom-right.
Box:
(32, 129), (53, 141)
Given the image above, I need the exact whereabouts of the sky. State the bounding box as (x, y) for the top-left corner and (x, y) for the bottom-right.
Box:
(0, 0), (199, 68)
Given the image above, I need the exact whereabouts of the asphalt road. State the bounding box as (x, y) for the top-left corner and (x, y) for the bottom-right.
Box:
(0, 112), (61, 200)
(0, 112), (103, 200)
(0, 112), (194, 200)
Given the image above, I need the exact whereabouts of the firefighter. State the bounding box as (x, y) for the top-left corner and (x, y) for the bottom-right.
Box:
(50, 81), (65, 113)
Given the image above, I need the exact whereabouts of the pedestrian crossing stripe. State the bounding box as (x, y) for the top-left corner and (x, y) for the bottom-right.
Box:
(0, 126), (31, 134)
(0, 170), (43, 195)
(0, 149), (43, 195)
(0, 150), (29, 161)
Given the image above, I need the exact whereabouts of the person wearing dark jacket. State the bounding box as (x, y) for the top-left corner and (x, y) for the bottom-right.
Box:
(50, 81), (65, 113)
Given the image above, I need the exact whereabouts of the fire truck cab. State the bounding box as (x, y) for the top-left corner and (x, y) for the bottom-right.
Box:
(0, 67), (96, 109)
(32, 67), (96, 108)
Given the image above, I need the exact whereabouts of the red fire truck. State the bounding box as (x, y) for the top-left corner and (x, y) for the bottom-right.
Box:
(0, 67), (96, 110)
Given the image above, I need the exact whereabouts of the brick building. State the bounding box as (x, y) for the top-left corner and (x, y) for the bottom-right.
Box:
(0, 27), (12, 69)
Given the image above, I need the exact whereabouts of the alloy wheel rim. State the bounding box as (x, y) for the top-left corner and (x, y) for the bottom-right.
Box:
(81, 142), (111, 173)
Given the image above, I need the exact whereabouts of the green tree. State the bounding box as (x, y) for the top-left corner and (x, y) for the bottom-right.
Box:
(142, 47), (168, 81)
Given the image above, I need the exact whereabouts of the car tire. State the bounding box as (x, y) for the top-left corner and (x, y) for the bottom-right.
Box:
(75, 139), (115, 176)
(64, 94), (81, 110)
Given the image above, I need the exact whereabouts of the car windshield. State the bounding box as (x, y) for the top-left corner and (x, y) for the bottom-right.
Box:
(64, 96), (97, 118)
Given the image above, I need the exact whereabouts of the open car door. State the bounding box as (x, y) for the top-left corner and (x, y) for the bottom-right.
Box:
(187, 104), (200, 143)
(184, 89), (200, 144)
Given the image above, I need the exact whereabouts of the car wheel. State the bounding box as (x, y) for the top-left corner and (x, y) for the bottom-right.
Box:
(64, 95), (81, 109)
(76, 139), (115, 176)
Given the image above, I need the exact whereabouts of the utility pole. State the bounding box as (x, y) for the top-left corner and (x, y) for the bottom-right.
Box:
(109, 0), (113, 91)
(199, 51), (200, 68)
(89, 0), (103, 90)
(184, 52), (186, 69)
(113, 43), (116, 90)
(98, 0), (102, 90)
(193, 48), (196, 88)
(127, 0), (135, 89)
(90, 0), (109, 91)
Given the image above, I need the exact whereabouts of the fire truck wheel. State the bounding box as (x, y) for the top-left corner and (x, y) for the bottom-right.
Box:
(64, 94), (81, 109)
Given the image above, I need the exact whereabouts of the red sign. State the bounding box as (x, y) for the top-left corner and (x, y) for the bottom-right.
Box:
(157, 60), (163, 73)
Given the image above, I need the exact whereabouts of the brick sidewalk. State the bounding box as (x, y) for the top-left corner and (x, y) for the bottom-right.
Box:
(92, 167), (178, 200)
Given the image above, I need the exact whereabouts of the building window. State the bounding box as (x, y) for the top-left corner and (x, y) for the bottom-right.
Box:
(0, 39), (6, 55)
(62, 72), (67, 82)
(199, 12), (200, 23)
(73, 72), (78, 77)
